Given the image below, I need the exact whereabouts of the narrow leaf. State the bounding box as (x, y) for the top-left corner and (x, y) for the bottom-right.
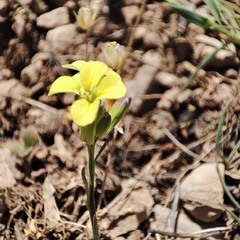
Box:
(204, 0), (225, 25)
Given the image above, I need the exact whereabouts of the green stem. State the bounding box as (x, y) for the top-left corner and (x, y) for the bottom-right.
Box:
(87, 144), (99, 240)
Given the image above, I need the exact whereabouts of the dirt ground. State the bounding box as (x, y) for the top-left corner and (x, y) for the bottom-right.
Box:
(0, 0), (240, 239)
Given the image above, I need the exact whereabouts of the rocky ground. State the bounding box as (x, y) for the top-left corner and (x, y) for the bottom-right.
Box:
(0, 0), (240, 239)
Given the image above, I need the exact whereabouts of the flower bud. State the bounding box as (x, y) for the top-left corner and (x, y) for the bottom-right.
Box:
(21, 128), (39, 148)
(74, 7), (96, 31)
(95, 112), (111, 138)
(102, 42), (124, 70)
(106, 96), (131, 134)
(80, 122), (96, 145)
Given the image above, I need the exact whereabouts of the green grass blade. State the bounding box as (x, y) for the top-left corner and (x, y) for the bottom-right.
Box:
(165, 0), (214, 28)
(216, 162), (240, 212)
(220, 203), (240, 223)
(218, 0), (240, 29)
(204, 0), (225, 25)
(94, 141), (107, 164)
(227, 139), (240, 164)
(216, 104), (229, 162)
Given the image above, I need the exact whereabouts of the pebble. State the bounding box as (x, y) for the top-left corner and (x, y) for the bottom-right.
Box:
(173, 37), (193, 61)
(155, 72), (179, 88)
(143, 31), (161, 49)
(31, 0), (49, 15)
(142, 50), (162, 69)
(180, 163), (225, 223)
(121, 5), (139, 25)
(46, 24), (78, 52)
(0, 0), (8, 16)
(224, 68), (238, 79)
(125, 64), (159, 115)
(37, 7), (70, 29)
(154, 204), (202, 233)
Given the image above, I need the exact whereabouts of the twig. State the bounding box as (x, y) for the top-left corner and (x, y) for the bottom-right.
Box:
(163, 126), (199, 159)
(119, 0), (148, 75)
(167, 182), (180, 239)
(149, 225), (232, 238)
(0, 93), (58, 113)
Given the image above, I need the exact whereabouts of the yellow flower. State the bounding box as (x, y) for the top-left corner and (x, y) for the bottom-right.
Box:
(102, 42), (124, 70)
(74, 7), (96, 31)
(48, 61), (126, 127)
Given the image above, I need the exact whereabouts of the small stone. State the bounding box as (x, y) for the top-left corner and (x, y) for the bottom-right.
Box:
(0, 79), (18, 95)
(46, 24), (78, 53)
(142, 50), (162, 69)
(143, 31), (161, 49)
(180, 163), (225, 223)
(21, 64), (39, 86)
(121, 5), (139, 25)
(64, 0), (77, 11)
(224, 68), (238, 79)
(37, 7), (70, 29)
(154, 205), (202, 233)
(134, 26), (147, 42)
(125, 64), (159, 115)
(38, 39), (52, 52)
(31, 0), (49, 15)
(146, 110), (177, 142)
(155, 72), (179, 88)
(0, 68), (13, 80)
(0, 0), (8, 16)
(101, 180), (153, 239)
(173, 37), (193, 61)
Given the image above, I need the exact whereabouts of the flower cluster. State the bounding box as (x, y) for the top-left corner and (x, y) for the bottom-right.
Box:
(48, 60), (129, 144)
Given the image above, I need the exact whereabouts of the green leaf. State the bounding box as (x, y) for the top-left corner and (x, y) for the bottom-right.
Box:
(204, 0), (225, 25)
(216, 104), (229, 162)
(106, 97), (131, 134)
(94, 141), (107, 164)
(81, 167), (88, 192)
(93, 215), (100, 239)
(165, 0), (214, 28)
(227, 139), (240, 164)
(216, 162), (240, 212)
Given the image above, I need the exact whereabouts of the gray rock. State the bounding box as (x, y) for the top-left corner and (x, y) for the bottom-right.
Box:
(180, 163), (225, 223)
(37, 7), (70, 29)
(125, 64), (159, 115)
(154, 204), (202, 233)
(121, 5), (139, 25)
(31, 0), (49, 15)
(142, 50), (162, 69)
(173, 37), (193, 61)
(155, 72), (179, 88)
(46, 24), (78, 52)
(143, 31), (162, 49)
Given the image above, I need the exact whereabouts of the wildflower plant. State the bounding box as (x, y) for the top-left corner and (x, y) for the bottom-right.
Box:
(48, 60), (130, 239)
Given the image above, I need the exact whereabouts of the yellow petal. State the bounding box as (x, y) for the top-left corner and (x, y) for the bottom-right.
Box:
(70, 99), (100, 126)
(48, 76), (80, 96)
(80, 61), (108, 92)
(73, 73), (81, 83)
(95, 72), (126, 99)
(62, 60), (86, 71)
